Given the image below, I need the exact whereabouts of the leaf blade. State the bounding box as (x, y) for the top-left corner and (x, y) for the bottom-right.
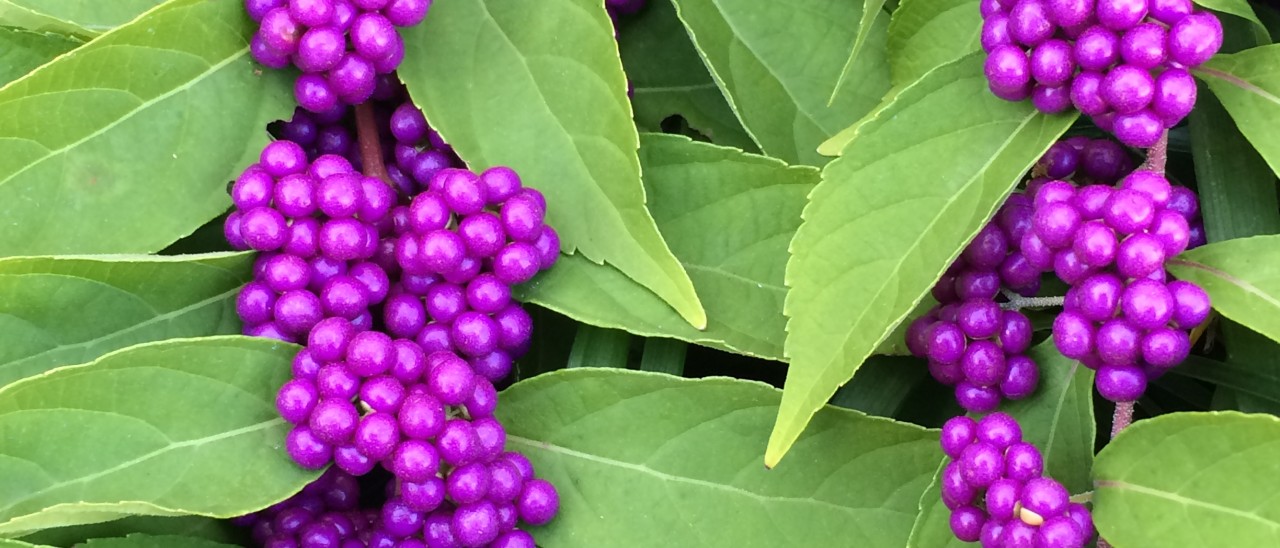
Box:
(0, 28), (79, 88)
(1166, 235), (1280, 345)
(768, 52), (1077, 466)
(886, 0), (981, 86)
(1197, 44), (1280, 177)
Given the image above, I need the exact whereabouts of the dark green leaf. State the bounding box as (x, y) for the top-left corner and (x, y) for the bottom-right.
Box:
(0, 28), (79, 87)
(1166, 235), (1280, 344)
(0, 253), (252, 388)
(906, 341), (1095, 546)
(886, 0), (980, 86)
(1093, 412), (1280, 547)
(1175, 355), (1280, 407)
(829, 355), (930, 418)
(0, 0), (294, 257)
(638, 337), (687, 376)
(517, 133), (818, 361)
(18, 516), (243, 547)
(767, 53), (1076, 466)
(1197, 44), (1280, 177)
(0, 336), (317, 536)
(0, 0), (163, 37)
(565, 325), (632, 369)
(497, 368), (940, 547)
(81, 534), (237, 548)
(670, 0), (891, 165)
(399, 0), (706, 329)
(618, 0), (756, 151)
(1188, 91), (1280, 244)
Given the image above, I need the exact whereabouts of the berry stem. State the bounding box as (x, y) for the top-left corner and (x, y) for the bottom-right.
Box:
(1139, 131), (1169, 173)
(999, 289), (1066, 310)
(1111, 400), (1134, 439)
(355, 102), (393, 188)
(1069, 491), (1093, 504)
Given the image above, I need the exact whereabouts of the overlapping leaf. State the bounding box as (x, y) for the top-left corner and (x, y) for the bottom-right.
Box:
(887, 0), (981, 85)
(398, 0), (706, 329)
(0, 28), (79, 87)
(1197, 44), (1280, 177)
(670, 0), (891, 165)
(0, 0), (294, 257)
(0, 1), (162, 36)
(618, 0), (756, 151)
(767, 53), (1076, 466)
(497, 368), (940, 547)
(0, 253), (252, 388)
(0, 337), (315, 537)
(1166, 235), (1280, 344)
(518, 133), (817, 360)
(1093, 412), (1280, 547)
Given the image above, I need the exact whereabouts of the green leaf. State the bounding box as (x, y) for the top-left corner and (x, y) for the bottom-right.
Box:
(0, 28), (79, 87)
(399, 0), (706, 330)
(1197, 44), (1280, 177)
(0, 540), (46, 548)
(0, 252), (253, 388)
(81, 534), (237, 548)
(828, 0), (888, 104)
(886, 0), (981, 86)
(767, 52), (1077, 466)
(497, 368), (940, 547)
(518, 133), (818, 360)
(0, 0), (293, 258)
(0, 0), (163, 37)
(829, 355), (930, 418)
(1166, 235), (1280, 344)
(670, 0), (892, 165)
(618, 0), (756, 151)
(1188, 91), (1280, 244)
(0, 336), (317, 536)
(905, 341), (1096, 547)
(1194, 0), (1271, 44)
(638, 338), (687, 376)
(1093, 412), (1280, 547)
(19, 516), (243, 547)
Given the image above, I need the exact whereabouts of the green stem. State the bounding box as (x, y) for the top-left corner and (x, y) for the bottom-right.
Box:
(639, 338), (688, 376)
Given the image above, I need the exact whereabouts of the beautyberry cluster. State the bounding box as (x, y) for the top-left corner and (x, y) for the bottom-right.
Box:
(246, 0), (430, 111)
(941, 414), (1095, 548)
(906, 197), (1044, 412)
(981, 0), (1223, 147)
(1021, 162), (1210, 402)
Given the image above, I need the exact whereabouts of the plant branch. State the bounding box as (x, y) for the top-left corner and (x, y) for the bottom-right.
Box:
(1111, 400), (1134, 439)
(355, 102), (393, 187)
(999, 289), (1066, 310)
(1139, 131), (1168, 173)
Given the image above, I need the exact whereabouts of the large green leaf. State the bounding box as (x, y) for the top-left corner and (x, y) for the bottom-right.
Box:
(0, 28), (79, 87)
(767, 53), (1076, 466)
(1194, 0), (1271, 44)
(0, 0), (163, 36)
(0, 337), (316, 537)
(670, 0), (892, 165)
(399, 0), (706, 329)
(0, 253), (252, 388)
(618, 0), (756, 151)
(1197, 44), (1280, 177)
(1166, 235), (1280, 344)
(497, 368), (940, 547)
(518, 133), (818, 360)
(905, 341), (1096, 546)
(0, 0), (293, 258)
(829, 0), (888, 103)
(886, 0), (981, 86)
(1093, 412), (1280, 547)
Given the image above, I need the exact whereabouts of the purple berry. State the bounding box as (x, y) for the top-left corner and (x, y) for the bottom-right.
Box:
(1168, 12), (1223, 67)
(1097, 363), (1147, 401)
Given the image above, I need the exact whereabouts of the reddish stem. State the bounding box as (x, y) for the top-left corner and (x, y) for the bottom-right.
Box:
(355, 102), (393, 187)
(1139, 131), (1168, 173)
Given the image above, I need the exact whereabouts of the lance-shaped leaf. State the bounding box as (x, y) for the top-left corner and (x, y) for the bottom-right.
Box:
(1166, 235), (1280, 344)
(0, 253), (252, 388)
(0, 28), (79, 87)
(517, 133), (817, 360)
(1197, 44), (1280, 177)
(0, 1), (163, 36)
(497, 368), (940, 547)
(670, 0), (891, 166)
(0, 336), (316, 536)
(619, 0), (756, 151)
(0, 0), (293, 258)
(887, 0), (981, 86)
(398, 0), (706, 329)
(767, 53), (1076, 467)
(1093, 412), (1280, 547)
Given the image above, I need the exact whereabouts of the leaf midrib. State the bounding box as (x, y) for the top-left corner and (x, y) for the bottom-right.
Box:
(1096, 479), (1280, 530)
(1168, 257), (1280, 311)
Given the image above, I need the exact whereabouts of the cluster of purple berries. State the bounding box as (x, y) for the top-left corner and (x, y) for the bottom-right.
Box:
(227, 107), (561, 545)
(246, 0), (430, 111)
(1021, 164), (1210, 401)
(905, 196), (1042, 413)
(237, 468), (545, 548)
(981, 0), (1223, 147)
(941, 413), (1095, 547)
